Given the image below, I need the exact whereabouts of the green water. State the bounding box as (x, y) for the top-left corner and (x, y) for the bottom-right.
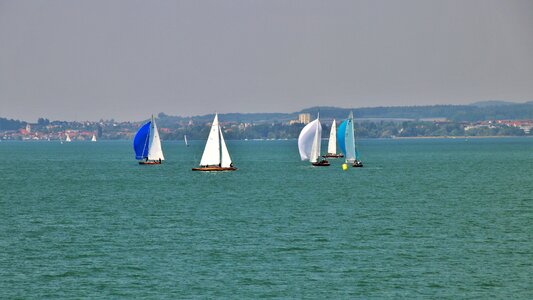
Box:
(1, 138), (532, 298)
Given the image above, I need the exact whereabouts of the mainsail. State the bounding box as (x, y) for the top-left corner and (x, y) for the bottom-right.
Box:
(199, 114), (221, 166)
(327, 119), (337, 154)
(309, 118), (321, 163)
(147, 115), (164, 161)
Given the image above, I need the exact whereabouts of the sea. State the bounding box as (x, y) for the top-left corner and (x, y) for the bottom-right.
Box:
(0, 138), (531, 298)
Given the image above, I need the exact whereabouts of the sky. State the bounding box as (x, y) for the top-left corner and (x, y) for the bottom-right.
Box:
(1, 0), (533, 122)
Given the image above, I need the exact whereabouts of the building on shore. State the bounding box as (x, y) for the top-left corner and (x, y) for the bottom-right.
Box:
(298, 113), (311, 124)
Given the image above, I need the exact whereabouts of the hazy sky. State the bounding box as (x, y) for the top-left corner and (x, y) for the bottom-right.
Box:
(1, 0), (533, 121)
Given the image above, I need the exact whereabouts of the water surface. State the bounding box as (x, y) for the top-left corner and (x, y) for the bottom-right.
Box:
(1, 138), (531, 298)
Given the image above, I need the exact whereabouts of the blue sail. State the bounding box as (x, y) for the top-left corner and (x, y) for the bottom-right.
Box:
(133, 121), (151, 159)
(337, 119), (348, 155)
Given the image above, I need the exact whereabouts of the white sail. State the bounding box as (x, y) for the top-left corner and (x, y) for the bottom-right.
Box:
(309, 117), (322, 163)
(65, 133), (71, 142)
(184, 135), (188, 146)
(147, 115), (165, 161)
(345, 113), (356, 163)
(91, 134), (97, 142)
(298, 118), (321, 161)
(327, 119), (336, 154)
(199, 114), (221, 166)
(219, 126), (232, 168)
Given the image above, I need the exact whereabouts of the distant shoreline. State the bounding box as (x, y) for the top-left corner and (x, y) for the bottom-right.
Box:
(3, 135), (532, 142)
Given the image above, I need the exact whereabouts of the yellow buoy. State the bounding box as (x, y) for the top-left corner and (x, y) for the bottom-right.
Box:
(342, 163), (348, 171)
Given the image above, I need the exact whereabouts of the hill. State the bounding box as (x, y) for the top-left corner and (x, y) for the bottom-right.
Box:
(156, 102), (533, 124)
(469, 100), (519, 107)
(0, 118), (26, 130)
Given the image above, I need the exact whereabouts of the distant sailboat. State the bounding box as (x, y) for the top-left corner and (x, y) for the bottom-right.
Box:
(298, 113), (330, 166)
(91, 134), (97, 142)
(133, 115), (165, 165)
(337, 112), (363, 167)
(65, 133), (72, 143)
(192, 114), (236, 171)
(184, 134), (189, 147)
(324, 119), (343, 158)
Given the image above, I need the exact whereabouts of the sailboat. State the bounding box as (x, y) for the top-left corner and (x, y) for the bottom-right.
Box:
(65, 133), (72, 142)
(184, 134), (189, 147)
(337, 112), (363, 167)
(324, 119), (344, 158)
(298, 113), (330, 166)
(91, 134), (97, 142)
(192, 114), (236, 171)
(133, 115), (165, 165)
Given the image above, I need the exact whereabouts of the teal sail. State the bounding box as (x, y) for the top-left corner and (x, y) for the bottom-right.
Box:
(337, 120), (348, 155)
(133, 121), (151, 160)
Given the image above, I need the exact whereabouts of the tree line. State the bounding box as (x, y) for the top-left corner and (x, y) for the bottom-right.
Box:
(160, 120), (529, 141)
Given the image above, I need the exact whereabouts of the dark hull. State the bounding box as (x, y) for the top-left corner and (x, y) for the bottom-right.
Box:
(323, 153), (344, 158)
(139, 161), (162, 165)
(352, 161), (363, 168)
(192, 166), (237, 171)
(312, 161), (330, 167)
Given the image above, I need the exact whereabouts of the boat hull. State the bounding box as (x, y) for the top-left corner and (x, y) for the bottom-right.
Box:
(312, 160), (330, 167)
(323, 153), (344, 158)
(192, 166), (237, 171)
(139, 161), (162, 165)
(352, 161), (363, 168)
